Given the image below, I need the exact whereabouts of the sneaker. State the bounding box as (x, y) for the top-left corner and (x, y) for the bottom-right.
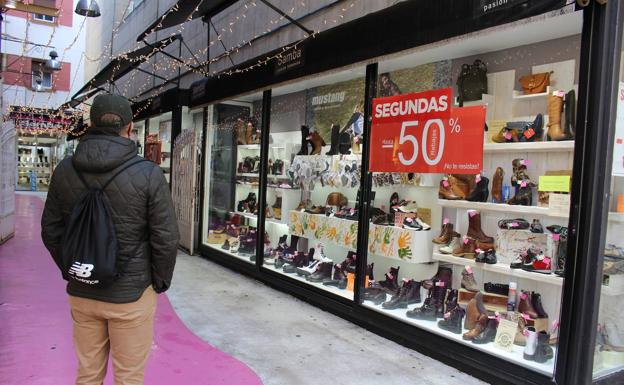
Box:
(229, 239), (240, 253)
(403, 217), (423, 230)
(521, 252), (552, 274)
(397, 200), (418, 213)
(439, 236), (461, 254)
(415, 217), (431, 231)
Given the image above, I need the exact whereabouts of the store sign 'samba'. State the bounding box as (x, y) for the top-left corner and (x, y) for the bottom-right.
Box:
(370, 88), (485, 174)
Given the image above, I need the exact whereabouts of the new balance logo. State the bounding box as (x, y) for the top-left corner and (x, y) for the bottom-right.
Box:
(69, 262), (94, 278)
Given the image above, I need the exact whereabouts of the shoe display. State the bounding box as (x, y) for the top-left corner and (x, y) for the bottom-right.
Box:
(452, 237), (476, 258)
(518, 290), (539, 319)
(439, 179), (463, 200)
(439, 235), (461, 254)
(378, 266), (400, 294)
(382, 279), (421, 309)
(523, 327), (538, 360)
(472, 318), (499, 344)
(484, 282), (509, 296)
(464, 292), (487, 331)
(397, 200), (418, 213)
(466, 210), (494, 244)
(406, 280), (446, 320)
(498, 218), (530, 230)
(433, 221), (459, 245)
(466, 175), (489, 202)
(297, 125), (311, 155)
(530, 219), (544, 233)
(403, 217), (423, 230)
(461, 267), (479, 292)
(307, 262), (334, 282)
(463, 314), (488, 341)
(309, 131), (326, 155)
(326, 124), (341, 155)
(438, 304), (465, 334)
(547, 94), (570, 141)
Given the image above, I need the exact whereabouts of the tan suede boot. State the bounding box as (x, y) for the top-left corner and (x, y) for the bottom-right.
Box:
(547, 94), (569, 141)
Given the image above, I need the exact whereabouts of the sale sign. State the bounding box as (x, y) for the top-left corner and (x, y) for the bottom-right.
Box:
(370, 89), (485, 174)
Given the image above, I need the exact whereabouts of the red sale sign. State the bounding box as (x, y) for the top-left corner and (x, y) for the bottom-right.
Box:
(370, 89), (485, 174)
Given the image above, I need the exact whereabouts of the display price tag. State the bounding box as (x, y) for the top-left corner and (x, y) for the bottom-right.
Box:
(494, 318), (517, 352)
(370, 89), (485, 174)
(548, 193), (571, 217)
(538, 175), (571, 193)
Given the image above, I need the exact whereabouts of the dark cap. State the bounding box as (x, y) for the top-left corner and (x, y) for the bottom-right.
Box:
(90, 93), (133, 128)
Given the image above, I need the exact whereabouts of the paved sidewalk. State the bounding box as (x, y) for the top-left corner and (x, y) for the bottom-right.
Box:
(0, 194), (262, 385)
(168, 252), (488, 385)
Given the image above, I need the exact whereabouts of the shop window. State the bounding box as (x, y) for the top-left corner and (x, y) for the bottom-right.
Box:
(593, 23), (624, 381)
(358, 9), (583, 376)
(147, 113), (173, 182)
(202, 93), (264, 265)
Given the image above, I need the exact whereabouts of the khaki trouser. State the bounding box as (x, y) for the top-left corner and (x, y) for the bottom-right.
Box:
(68, 286), (157, 385)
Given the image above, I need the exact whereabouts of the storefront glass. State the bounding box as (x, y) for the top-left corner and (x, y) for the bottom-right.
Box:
(262, 68), (366, 300)
(202, 92), (263, 264)
(359, 9), (582, 376)
(132, 119), (146, 157)
(593, 24), (624, 381)
(16, 134), (70, 192)
(147, 112), (173, 182)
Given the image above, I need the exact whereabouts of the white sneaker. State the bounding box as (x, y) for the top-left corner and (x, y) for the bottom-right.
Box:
(398, 200), (418, 213)
(439, 236), (460, 254)
(416, 217), (431, 231)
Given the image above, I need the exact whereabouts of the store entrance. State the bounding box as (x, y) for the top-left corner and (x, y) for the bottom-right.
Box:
(16, 134), (70, 192)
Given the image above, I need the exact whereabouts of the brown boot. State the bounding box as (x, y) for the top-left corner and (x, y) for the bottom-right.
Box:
(547, 94), (569, 141)
(235, 119), (246, 145)
(433, 222), (458, 244)
(467, 210), (494, 244)
(491, 167), (504, 203)
(464, 292), (487, 330)
(449, 174), (472, 199)
(245, 122), (254, 144)
(518, 290), (539, 319)
(453, 237), (476, 258)
(439, 180), (462, 200)
(309, 131), (326, 155)
(463, 314), (488, 340)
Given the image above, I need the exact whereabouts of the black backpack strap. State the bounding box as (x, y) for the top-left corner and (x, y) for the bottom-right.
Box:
(101, 159), (150, 190)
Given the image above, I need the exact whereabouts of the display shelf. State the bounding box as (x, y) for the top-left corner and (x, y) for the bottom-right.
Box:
(233, 211), (287, 226)
(236, 172), (290, 180)
(238, 144), (261, 150)
(437, 199), (568, 218)
(205, 243), (255, 264)
(362, 300), (555, 376)
(432, 252), (563, 286)
(264, 264), (354, 300)
(483, 141), (574, 153)
(512, 86), (551, 100)
(593, 357), (624, 380)
(289, 210), (433, 263)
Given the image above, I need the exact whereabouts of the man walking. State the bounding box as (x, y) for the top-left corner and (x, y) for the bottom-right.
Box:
(41, 94), (179, 385)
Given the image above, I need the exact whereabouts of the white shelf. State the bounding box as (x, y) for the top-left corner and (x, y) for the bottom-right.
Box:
(437, 199), (568, 218)
(264, 264), (353, 300)
(432, 252), (563, 286)
(512, 86), (551, 100)
(483, 141), (574, 153)
(238, 144), (260, 150)
(233, 211), (286, 226)
(363, 302), (555, 376)
(236, 173), (289, 179)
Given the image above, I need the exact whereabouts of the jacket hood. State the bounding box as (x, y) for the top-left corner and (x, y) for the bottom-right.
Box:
(72, 134), (138, 173)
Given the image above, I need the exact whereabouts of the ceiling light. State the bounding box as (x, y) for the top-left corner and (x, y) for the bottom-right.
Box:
(44, 51), (61, 71)
(75, 0), (101, 17)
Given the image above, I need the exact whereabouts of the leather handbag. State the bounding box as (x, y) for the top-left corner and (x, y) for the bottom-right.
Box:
(519, 71), (553, 94)
(456, 60), (488, 107)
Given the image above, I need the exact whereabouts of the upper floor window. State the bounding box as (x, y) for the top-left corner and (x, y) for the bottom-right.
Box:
(33, 13), (55, 23)
(124, 0), (145, 20)
(31, 61), (52, 90)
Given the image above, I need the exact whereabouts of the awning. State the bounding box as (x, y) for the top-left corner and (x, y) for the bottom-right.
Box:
(70, 35), (180, 102)
(136, 0), (236, 42)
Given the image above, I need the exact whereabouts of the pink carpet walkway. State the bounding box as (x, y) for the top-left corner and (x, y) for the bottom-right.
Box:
(0, 194), (263, 385)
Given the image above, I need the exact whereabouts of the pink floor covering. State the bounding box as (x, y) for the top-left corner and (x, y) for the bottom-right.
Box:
(0, 195), (263, 385)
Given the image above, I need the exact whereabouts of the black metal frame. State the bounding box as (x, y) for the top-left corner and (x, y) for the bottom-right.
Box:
(190, 1), (624, 384)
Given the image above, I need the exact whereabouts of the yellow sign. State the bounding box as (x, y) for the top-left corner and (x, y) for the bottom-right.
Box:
(538, 175), (571, 193)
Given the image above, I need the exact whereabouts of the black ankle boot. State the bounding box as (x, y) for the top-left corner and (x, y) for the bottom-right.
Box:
(326, 124), (341, 155)
(338, 130), (352, 155)
(565, 90), (576, 137)
(437, 306), (465, 334)
(467, 176), (490, 202)
(296, 125), (310, 155)
(507, 186), (532, 206)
